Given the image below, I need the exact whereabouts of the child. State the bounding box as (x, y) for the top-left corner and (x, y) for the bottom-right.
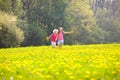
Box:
(57, 27), (73, 48)
(48, 29), (58, 48)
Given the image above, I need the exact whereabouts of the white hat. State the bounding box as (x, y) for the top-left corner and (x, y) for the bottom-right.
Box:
(53, 29), (58, 33)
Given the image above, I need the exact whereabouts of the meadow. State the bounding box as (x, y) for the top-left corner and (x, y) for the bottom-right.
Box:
(0, 44), (120, 80)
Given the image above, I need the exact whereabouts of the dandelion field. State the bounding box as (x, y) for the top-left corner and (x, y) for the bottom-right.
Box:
(0, 44), (120, 80)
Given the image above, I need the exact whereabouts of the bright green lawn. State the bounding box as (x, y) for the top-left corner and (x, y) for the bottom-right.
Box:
(0, 44), (120, 80)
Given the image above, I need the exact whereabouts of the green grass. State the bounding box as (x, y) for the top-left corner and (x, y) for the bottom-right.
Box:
(0, 44), (120, 80)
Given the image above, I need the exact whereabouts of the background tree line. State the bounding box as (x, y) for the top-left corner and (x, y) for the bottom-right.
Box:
(0, 0), (120, 48)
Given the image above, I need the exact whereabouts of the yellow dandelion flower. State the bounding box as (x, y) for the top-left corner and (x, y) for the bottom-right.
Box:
(64, 70), (73, 76)
(85, 75), (90, 78)
(90, 78), (96, 80)
(93, 71), (98, 75)
(1, 72), (4, 76)
(77, 71), (81, 74)
(45, 37), (49, 41)
(55, 72), (60, 75)
(17, 75), (23, 79)
(77, 64), (82, 68)
(86, 71), (91, 74)
(46, 75), (51, 78)
(112, 71), (116, 74)
(118, 69), (120, 72)
(67, 72), (73, 76)
(64, 70), (68, 73)
(89, 64), (94, 67)
(39, 74), (45, 78)
(69, 75), (75, 79)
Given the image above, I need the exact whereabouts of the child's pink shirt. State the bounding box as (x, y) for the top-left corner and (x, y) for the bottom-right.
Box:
(58, 32), (63, 40)
(50, 33), (57, 42)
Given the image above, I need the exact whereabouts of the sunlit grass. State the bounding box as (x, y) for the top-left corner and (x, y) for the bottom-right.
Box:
(0, 44), (120, 80)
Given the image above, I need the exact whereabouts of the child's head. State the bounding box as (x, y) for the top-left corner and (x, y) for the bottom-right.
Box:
(59, 27), (63, 31)
(53, 29), (58, 34)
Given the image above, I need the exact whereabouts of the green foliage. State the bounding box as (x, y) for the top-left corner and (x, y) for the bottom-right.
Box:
(25, 24), (47, 46)
(91, 0), (120, 43)
(0, 0), (120, 47)
(0, 11), (24, 48)
(0, 0), (12, 12)
(18, 20), (47, 46)
(64, 0), (105, 44)
(20, 0), (67, 45)
(20, 0), (106, 45)
(111, 0), (120, 42)
(0, 0), (23, 16)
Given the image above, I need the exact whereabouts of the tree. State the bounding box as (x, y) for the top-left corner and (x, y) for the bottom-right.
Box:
(90, 0), (120, 43)
(111, 0), (120, 42)
(64, 0), (105, 44)
(0, 11), (24, 48)
(0, 0), (12, 12)
(18, 20), (47, 46)
(19, 0), (67, 45)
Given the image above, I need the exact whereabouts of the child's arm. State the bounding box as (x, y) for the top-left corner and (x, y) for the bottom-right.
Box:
(48, 35), (51, 39)
(55, 35), (58, 42)
(63, 31), (73, 34)
(48, 34), (52, 40)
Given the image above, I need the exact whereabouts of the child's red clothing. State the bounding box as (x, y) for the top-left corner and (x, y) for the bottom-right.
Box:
(50, 33), (57, 42)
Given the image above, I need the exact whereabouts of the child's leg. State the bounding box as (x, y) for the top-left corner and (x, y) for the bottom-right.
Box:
(58, 40), (64, 48)
(57, 41), (61, 48)
(58, 44), (62, 48)
(51, 41), (56, 48)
